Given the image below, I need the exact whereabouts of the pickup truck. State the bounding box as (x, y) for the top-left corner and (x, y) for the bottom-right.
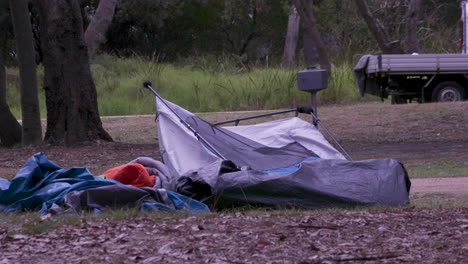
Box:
(354, 54), (468, 103)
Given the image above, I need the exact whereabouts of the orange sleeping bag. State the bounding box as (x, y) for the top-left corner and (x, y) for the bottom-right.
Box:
(101, 163), (155, 187)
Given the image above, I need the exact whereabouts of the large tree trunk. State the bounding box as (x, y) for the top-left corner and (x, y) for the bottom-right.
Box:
(9, 0), (42, 145)
(303, 24), (319, 66)
(292, 0), (331, 72)
(0, 2), (22, 147)
(282, 6), (300, 68)
(84, 0), (117, 59)
(353, 0), (404, 54)
(37, 0), (112, 146)
(404, 0), (422, 53)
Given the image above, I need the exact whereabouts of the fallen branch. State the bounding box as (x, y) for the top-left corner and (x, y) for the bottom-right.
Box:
(336, 254), (400, 262)
(300, 254), (400, 264)
(287, 224), (342, 230)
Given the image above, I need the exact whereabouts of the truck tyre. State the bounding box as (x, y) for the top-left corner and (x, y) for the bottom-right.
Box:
(431, 81), (466, 102)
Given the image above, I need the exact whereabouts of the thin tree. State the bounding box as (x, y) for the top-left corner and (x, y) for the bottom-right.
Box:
(282, 6), (300, 68)
(353, 0), (404, 54)
(0, 1), (22, 147)
(84, 0), (118, 59)
(405, 0), (422, 53)
(292, 0), (331, 72)
(9, 0), (42, 145)
(37, 0), (112, 145)
(0, 61), (22, 148)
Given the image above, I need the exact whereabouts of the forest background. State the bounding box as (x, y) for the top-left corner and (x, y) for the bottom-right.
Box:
(0, 0), (464, 146)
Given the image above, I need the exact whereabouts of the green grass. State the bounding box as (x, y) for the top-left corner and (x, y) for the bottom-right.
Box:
(407, 160), (468, 178)
(0, 212), (81, 235)
(5, 55), (366, 118)
(0, 208), (203, 235)
(410, 193), (468, 208)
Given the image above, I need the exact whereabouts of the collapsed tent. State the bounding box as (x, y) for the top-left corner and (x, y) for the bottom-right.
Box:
(154, 95), (411, 209)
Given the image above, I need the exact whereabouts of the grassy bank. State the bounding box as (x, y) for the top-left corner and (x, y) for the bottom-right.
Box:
(5, 55), (367, 118)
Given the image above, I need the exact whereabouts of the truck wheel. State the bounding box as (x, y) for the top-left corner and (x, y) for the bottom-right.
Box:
(391, 95), (407, 104)
(431, 81), (465, 102)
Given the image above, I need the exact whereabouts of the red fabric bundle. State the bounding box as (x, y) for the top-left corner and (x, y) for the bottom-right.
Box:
(102, 163), (155, 187)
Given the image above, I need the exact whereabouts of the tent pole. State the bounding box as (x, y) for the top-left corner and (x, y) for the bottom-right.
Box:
(143, 81), (227, 161)
(309, 110), (353, 161)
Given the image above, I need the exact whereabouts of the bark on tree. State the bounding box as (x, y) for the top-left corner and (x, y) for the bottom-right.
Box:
(37, 0), (112, 145)
(84, 0), (117, 59)
(303, 24), (319, 66)
(353, 0), (404, 54)
(404, 0), (422, 53)
(0, 2), (22, 147)
(282, 6), (300, 68)
(292, 0), (331, 72)
(9, 0), (42, 145)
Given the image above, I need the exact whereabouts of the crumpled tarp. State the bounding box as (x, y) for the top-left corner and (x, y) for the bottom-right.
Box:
(0, 153), (209, 214)
(53, 185), (209, 214)
(177, 158), (411, 209)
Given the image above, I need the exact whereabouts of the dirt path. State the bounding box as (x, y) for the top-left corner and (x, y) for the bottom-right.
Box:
(411, 177), (468, 196)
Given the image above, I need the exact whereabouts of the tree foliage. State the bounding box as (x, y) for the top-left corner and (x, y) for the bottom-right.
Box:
(0, 0), (464, 67)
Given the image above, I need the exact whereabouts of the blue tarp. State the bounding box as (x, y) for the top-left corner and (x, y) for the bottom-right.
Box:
(0, 153), (209, 214)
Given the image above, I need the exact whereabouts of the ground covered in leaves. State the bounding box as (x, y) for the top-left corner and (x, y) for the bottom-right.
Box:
(0, 208), (467, 263)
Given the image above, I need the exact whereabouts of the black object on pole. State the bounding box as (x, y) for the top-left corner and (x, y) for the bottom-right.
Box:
(297, 67), (328, 126)
(143, 81), (227, 160)
(296, 68), (353, 160)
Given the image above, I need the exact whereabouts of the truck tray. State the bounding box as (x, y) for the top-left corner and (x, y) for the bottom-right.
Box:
(364, 54), (468, 74)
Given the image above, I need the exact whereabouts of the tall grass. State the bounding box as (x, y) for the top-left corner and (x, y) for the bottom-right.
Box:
(5, 55), (366, 117)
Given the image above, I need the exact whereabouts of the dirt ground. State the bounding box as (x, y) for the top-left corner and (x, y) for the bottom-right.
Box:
(1, 208), (467, 264)
(0, 101), (467, 263)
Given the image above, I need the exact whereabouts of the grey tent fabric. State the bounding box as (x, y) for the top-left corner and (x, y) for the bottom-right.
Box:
(52, 185), (172, 214)
(128, 157), (174, 189)
(157, 98), (345, 177)
(184, 115), (318, 170)
(177, 158), (410, 208)
(155, 96), (411, 208)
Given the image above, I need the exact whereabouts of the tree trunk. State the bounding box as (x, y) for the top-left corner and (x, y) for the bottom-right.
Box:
(84, 0), (117, 59)
(292, 0), (331, 72)
(0, 2), (22, 147)
(37, 0), (112, 146)
(353, 0), (404, 54)
(0, 62), (22, 148)
(404, 0), (422, 53)
(282, 6), (300, 68)
(303, 24), (319, 66)
(9, 0), (42, 145)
